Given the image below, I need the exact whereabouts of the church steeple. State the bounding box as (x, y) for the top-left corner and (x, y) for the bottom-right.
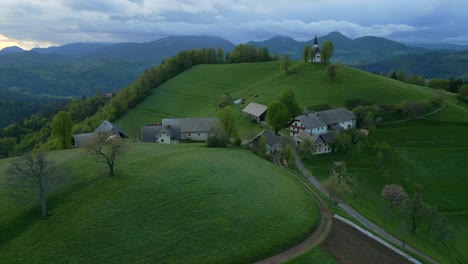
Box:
(313, 35), (319, 48)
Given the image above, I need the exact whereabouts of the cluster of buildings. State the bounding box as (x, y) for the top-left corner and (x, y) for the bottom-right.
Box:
(73, 104), (356, 156)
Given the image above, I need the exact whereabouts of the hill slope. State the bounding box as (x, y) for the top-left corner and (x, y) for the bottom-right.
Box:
(116, 61), (440, 135)
(0, 144), (319, 263)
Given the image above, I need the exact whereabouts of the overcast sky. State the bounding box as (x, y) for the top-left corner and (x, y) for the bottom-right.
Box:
(1, 0), (467, 50)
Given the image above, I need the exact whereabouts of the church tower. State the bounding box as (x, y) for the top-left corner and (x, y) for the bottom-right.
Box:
(312, 35), (321, 63)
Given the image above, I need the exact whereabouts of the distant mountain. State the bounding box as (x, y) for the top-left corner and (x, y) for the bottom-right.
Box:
(0, 46), (25, 55)
(248, 32), (427, 64)
(406, 43), (468, 51)
(32, 43), (112, 57)
(0, 36), (236, 98)
(85, 36), (235, 62)
(361, 50), (468, 80)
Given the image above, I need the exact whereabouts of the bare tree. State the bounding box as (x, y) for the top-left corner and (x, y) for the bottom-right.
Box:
(87, 133), (126, 176)
(7, 151), (55, 218)
(381, 184), (408, 217)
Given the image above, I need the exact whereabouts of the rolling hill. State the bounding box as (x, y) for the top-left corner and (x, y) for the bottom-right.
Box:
(115, 61), (468, 263)
(0, 144), (319, 263)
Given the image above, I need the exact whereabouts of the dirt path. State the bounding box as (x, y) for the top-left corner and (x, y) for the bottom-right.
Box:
(256, 163), (333, 264)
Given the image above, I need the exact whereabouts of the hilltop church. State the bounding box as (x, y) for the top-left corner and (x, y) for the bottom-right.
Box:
(310, 35), (321, 63)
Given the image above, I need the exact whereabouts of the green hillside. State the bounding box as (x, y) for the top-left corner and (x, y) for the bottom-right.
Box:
(115, 61), (468, 263)
(117, 61), (442, 136)
(0, 144), (319, 263)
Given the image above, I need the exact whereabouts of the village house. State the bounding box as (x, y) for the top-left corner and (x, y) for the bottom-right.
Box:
(248, 129), (283, 156)
(311, 35), (322, 63)
(73, 120), (129, 148)
(242, 102), (267, 122)
(141, 118), (218, 144)
(290, 107), (356, 155)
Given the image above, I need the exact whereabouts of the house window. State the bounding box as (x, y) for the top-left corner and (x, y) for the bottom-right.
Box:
(188, 133), (191, 136)
(198, 133), (200, 136)
(160, 138), (164, 143)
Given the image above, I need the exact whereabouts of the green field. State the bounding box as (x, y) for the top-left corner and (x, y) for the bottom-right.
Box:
(304, 119), (468, 263)
(116, 61), (442, 137)
(0, 144), (319, 263)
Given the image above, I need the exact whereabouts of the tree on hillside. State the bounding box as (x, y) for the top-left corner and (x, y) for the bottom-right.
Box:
(326, 64), (336, 81)
(7, 151), (55, 218)
(321, 41), (334, 64)
(400, 100), (426, 118)
(405, 192), (427, 233)
(87, 133), (126, 176)
(458, 84), (468, 103)
(432, 214), (451, 246)
(217, 106), (238, 138)
(322, 169), (351, 207)
(281, 54), (291, 73)
(381, 184), (407, 217)
(217, 48), (224, 63)
(279, 87), (302, 118)
(303, 45), (310, 62)
(52, 111), (73, 150)
(267, 101), (290, 134)
(297, 138), (315, 159)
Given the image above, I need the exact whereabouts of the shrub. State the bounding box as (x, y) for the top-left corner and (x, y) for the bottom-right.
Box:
(458, 84), (468, 103)
(399, 100), (427, 118)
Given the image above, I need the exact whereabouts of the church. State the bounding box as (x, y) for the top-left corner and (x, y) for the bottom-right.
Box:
(310, 35), (321, 63)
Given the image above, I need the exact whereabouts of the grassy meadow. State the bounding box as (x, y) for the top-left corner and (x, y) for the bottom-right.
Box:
(304, 119), (468, 264)
(116, 61), (441, 138)
(0, 143), (320, 263)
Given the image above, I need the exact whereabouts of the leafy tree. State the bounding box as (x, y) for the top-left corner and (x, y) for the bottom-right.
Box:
(297, 138), (315, 159)
(326, 64), (336, 81)
(400, 100), (426, 118)
(281, 54), (291, 73)
(303, 45), (310, 62)
(267, 101), (290, 134)
(87, 133), (126, 176)
(322, 169), (351, 207)
(458, 84), (468, 103)
(332, 132), (352, 153)
(405, 192), (426, 233)
(7, 151), (55, 218)
(321, 41), (334, 64)
(0, 137), (16, 158)
(423, 204), (439, 233)
(432, 214), (450, 246)
(428, 79), (450, 90)
(217, 106), (238, 138)
(406, 75), (425, 86)
(51, 111), (73, 149)
(381, 184), (408, 217)
(397, 70), (406, 81)
(217, 48), (224, 63)
(279, 87), (302, 118)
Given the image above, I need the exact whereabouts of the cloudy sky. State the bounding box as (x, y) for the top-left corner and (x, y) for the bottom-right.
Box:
(0, 0), (467, 50)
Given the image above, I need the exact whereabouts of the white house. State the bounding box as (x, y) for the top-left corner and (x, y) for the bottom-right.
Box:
(242, 102), (267, 122)
(294, 130), (336, 155)
(289, 114), (328, 136)
(318, 108), (356, 130)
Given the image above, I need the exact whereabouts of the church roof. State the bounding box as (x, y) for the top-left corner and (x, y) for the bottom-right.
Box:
(313, 35), (319, 45)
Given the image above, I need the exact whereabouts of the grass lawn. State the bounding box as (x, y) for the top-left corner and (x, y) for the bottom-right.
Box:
(0, 143), (319, 263)
(303, 119), (468, 263)
(116, 61), (444, 138)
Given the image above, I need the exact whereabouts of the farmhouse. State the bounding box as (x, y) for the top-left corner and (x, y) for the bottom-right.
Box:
(290, 107), (355, 155)
(73, 120), (129, 148)
(290, 108), (356, 137)
(242, 102), (267, 122)
(248, 129), (283, 155)
(141, 117), (218, 144)
(294, 130), (337, 155)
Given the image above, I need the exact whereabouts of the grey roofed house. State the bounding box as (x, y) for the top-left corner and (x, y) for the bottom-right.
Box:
(73, 133), (97, 148)
(141, 125), (163, 142)
(296, 114), (327, 129)
(242, 102), (267, 121)
(176, 118), (218, 133)
(248, 129), (283, 154)
(94, 120), (129, 138)
(320, 132), (337, 144)
(161, 119), (182, 139)
(318, 108), (356, 125)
